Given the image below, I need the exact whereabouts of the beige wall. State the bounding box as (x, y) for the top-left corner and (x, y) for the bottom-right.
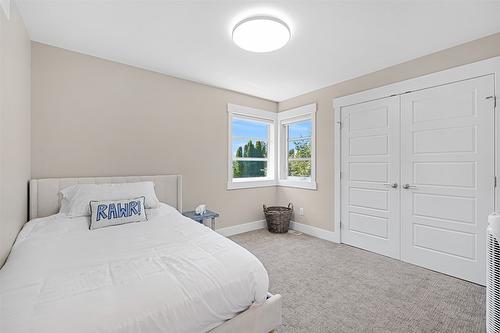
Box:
(31, 42), (277, 229)
(31, 31), (500, 238)
(277, 32), (500, 231)
(0, 4), (31, 266)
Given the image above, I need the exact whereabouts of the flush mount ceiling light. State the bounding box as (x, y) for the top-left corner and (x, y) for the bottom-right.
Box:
(232, 16), (290, 53)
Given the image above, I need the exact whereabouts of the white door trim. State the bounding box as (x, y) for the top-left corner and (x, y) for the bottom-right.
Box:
(333, 55), (500, 243)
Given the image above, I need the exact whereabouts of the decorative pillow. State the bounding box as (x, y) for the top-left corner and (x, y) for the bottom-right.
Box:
(89, 197), (147, 230)
(59, 181), (160, 217)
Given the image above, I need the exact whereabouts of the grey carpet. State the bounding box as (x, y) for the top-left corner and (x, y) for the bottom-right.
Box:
(230, 229), (485, 333)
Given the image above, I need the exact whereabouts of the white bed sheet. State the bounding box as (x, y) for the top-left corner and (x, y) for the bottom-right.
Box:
(0, 204), (269, 333)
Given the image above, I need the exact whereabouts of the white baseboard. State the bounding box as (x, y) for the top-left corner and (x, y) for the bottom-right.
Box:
(217, 220), (266, 237)
(216, 219), (341, 244)
(290, 221), (340, 243)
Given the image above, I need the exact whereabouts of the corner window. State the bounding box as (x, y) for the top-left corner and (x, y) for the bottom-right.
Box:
(279, 104), (317, 189)
(227, 104), (275, 189)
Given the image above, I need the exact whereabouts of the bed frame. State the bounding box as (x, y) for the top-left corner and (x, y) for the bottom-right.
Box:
(28, 175), (282, 333)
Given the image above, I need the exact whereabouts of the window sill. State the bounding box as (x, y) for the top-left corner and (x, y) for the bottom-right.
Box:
(227, 179), (277, 190)
(226, 179), (318, 190)
(278, 179), (317, 190)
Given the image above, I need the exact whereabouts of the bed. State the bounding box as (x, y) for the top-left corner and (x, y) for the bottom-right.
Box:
(0, 175), (282, 333)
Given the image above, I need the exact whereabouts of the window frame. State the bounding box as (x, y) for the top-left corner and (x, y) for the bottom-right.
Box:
(278, 103), (317, 190)
(227, 104), (277, 190)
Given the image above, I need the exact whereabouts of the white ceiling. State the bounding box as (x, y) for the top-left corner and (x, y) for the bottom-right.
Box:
(16, 0), (500, 102)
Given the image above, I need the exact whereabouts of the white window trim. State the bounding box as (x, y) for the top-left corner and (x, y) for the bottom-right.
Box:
(227, 104), (277, 190)
(278, 103), (317, 190)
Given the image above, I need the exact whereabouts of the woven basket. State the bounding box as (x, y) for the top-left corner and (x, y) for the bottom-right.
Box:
(263, 203), (293, 233)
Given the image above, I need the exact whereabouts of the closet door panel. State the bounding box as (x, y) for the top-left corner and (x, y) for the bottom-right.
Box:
(340, 96), (400, 259)
(400, 75), (495, 285)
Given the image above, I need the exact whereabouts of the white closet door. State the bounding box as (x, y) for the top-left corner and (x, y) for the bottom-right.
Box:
(341, 96), (401, 259)
(401, 75), (495, 285)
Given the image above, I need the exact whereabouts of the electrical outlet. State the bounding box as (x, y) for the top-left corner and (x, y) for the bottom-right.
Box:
(299, 208), (304, 216)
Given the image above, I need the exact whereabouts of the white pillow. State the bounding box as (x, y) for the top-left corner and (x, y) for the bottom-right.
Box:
(59, 181), (160, 217)
(89, 197), (147, 230)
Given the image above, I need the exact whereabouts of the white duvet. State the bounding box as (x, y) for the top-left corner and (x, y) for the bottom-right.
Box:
(0, 204), (269, 333)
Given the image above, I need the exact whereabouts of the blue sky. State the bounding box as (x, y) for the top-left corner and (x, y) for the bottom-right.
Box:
(232, 118), (268, 156)
(232, 118), (311, 140)
(232, 118), (268, 139)
(288, 120), (311, 140)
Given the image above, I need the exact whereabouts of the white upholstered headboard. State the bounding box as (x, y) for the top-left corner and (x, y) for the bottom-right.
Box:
(29, 175), (182, 220)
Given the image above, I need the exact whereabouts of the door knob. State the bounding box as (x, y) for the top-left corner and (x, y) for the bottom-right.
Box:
(384, 183), (398, 188)
(402, 184), (417, 189)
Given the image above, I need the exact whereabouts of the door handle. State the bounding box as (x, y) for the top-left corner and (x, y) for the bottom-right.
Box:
(383, 182), (398, 189)
(402, 184), (417, 190)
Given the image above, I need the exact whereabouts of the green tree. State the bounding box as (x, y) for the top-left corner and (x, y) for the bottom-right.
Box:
(255, 141), (266, 157)
(236, 146), (243, 157)
(233, 146), (244, 177)
(233, 140), (267, 178)
(288, 140), (311, 177)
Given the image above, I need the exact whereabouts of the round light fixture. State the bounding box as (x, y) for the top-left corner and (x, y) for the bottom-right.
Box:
(232, 16), (290, 53)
